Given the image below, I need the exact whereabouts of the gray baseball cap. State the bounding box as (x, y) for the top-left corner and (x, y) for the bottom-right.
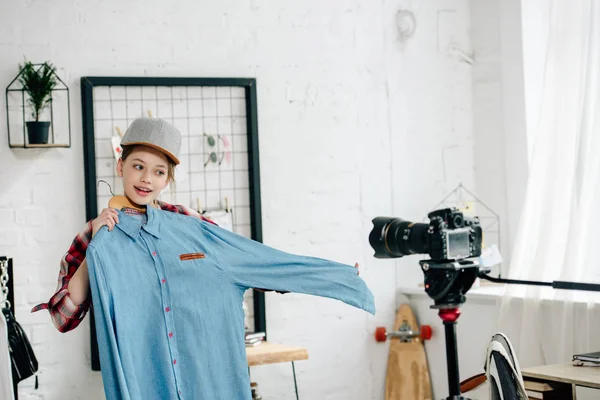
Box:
(121, 118), (181, 165)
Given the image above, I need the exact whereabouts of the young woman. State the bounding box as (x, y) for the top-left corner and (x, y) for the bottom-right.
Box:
(32, 118), (211, 332)
(33, 117), (372, 399)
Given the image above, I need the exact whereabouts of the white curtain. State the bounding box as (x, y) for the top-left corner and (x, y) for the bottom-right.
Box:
(497, 0), (600, 367)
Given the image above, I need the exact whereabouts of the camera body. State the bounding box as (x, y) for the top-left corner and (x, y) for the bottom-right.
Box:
(369, 207), (482, 261)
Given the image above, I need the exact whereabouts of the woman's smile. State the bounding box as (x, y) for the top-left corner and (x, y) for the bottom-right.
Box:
(134, 186), (153, 197)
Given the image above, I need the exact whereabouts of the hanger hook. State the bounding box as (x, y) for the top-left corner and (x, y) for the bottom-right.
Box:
(97, 180), (115, 196)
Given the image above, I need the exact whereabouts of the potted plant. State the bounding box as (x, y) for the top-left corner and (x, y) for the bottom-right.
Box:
(18, 61), (57, 144)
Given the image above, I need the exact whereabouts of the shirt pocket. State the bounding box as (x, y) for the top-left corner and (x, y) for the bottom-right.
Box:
(179, 252), (206, 261)
(177, 251), (229, 287)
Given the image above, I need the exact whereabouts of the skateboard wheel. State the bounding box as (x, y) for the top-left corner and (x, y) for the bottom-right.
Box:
(420, 325), (432, 340)
(375, 327), (387, 342)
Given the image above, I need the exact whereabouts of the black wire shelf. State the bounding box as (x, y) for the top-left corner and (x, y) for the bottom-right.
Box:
(5, 63), (72, 148)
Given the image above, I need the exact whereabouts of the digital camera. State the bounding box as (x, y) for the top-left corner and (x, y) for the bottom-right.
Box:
(368, 208), (483, 261)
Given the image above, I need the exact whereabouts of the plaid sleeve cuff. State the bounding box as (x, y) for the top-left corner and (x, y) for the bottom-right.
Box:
(33, 286), (90, 333)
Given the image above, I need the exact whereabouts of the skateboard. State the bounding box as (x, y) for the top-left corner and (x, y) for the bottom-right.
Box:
(375, 304), (433, 400)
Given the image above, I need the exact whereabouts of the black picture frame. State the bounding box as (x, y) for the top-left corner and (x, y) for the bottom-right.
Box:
(80, 77), (265, 371)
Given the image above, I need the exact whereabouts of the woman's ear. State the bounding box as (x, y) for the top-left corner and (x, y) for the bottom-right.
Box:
(116, 158), (123, 177)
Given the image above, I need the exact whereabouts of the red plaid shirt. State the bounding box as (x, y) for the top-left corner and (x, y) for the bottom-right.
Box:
(31, 201), (214, 333)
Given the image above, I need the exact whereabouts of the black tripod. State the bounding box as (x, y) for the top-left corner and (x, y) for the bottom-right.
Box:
(419, 258), (600, 400)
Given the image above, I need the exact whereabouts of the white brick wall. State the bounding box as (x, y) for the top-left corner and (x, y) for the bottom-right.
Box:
(0, 1), (509, 399)
(471, 0), (510, 271)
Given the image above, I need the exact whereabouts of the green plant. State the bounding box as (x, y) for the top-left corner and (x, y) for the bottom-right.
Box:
(18, 61), (57, 122)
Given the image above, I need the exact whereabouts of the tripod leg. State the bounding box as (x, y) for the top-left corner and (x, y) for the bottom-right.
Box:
(444, 321), (461, 397)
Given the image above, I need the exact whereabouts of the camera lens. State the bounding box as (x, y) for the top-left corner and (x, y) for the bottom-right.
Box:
(369, 217), (430, 258)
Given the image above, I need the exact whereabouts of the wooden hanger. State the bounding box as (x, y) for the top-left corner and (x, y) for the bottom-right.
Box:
(99, 180), (149, 213)
(108, 195), (147, 213)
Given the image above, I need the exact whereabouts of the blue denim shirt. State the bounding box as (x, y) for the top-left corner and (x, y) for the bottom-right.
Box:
(87, 206), (375, 400)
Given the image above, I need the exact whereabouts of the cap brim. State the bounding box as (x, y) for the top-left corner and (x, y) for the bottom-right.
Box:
(121, 142), (180, 165)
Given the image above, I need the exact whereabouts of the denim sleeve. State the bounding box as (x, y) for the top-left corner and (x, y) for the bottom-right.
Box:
(200, 221), (375, 315)
(87, 245), (133, 400)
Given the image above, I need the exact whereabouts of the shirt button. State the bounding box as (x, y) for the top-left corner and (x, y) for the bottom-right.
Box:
(152, 251), (157, 256)
(169, 332), (173, 338)
(161, 279), (166, 284)
(173, 359), (177, 365)
(165, 307), (170, 312)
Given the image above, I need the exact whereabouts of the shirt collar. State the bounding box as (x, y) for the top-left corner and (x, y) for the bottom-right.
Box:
(143, 206), (161, 238)
(115, 206), (162, 240)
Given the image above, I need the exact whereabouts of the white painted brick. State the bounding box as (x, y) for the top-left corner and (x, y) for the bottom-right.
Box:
(6, 189), (34, 207)
(0, 193), (10, 208)
(26, 284), (51, 308)
(0, 229), (21, 247)
(0, 208), (15, 225)
(0, 0), (513, 399)
(15, 208), (46, 227)
(31, 187), (52, 207)
(13, 392), (43, 400)
(30, 323), (61, 346)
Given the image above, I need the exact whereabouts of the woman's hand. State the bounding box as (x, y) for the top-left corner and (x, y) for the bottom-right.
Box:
(355, 262), (360, 275)
(92, 208), (119, 237)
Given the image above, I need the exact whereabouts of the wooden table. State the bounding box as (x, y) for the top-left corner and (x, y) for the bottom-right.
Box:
(521, 363), (600, 399)
(246, 342), (309, 399)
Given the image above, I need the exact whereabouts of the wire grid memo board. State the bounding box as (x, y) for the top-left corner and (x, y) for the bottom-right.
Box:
(81, 77), (264, 371)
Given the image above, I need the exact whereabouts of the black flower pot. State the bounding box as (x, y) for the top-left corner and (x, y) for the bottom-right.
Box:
(26, 121), (50, 145)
